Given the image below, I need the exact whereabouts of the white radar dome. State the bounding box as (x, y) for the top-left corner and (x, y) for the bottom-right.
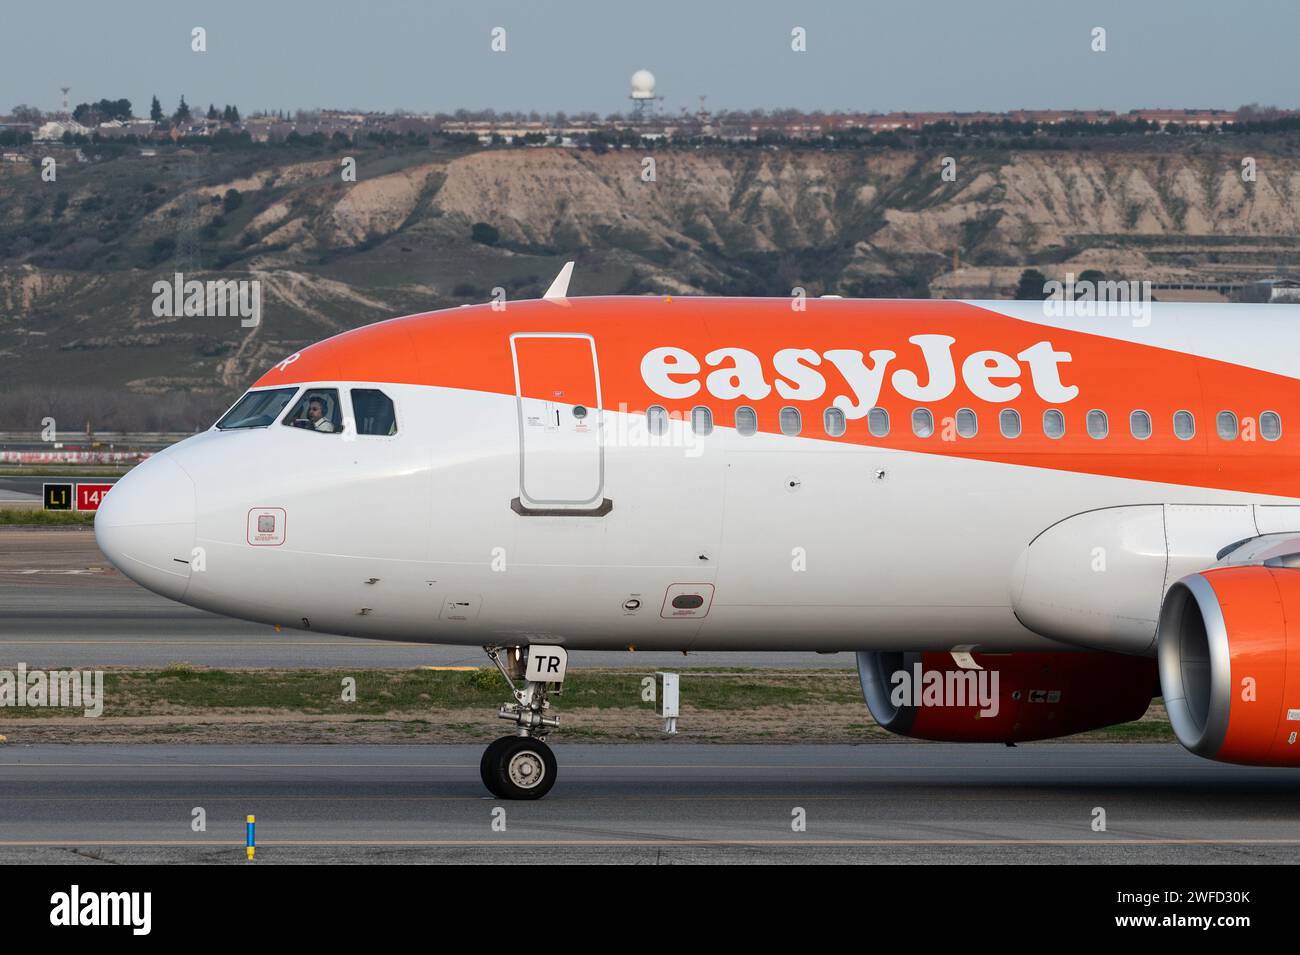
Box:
(630, 70), (656, 99)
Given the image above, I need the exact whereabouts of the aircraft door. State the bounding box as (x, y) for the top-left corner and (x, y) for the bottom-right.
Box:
(510, 333), (607, 512)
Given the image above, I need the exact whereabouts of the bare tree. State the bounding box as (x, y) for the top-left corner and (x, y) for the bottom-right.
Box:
(10, 104), (42, 125)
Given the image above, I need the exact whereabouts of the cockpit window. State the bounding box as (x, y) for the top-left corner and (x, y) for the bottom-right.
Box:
(352, 389), (398, 436)
(216, 388), (298, 430)
(282, 388), (343, 434)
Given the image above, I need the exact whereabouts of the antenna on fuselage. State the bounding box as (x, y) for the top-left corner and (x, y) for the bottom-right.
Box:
(543, 261), (575, 300)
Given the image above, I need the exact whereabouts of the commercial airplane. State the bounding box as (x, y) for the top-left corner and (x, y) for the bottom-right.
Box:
(95, 263), (1300, 799)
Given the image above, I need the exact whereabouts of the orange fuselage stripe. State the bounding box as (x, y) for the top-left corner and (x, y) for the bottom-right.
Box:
(253, 297), (1300, 498)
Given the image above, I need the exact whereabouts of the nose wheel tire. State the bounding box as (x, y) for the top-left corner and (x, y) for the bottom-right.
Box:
(481, 735), (557, 800)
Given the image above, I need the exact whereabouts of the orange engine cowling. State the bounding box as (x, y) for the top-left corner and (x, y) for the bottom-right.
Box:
(1158, 566), (1300, 766)
(855, 650), (1157, 743)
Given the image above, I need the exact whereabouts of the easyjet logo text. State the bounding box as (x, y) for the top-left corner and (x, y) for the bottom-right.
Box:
(640, 336), (1078, 418)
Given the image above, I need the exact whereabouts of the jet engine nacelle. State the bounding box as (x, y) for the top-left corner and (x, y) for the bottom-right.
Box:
(1158, 565), (1300, 766)
(855, 650), (1157, 743)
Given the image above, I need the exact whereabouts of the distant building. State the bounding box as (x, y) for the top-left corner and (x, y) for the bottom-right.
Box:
(243, 117), (277, 142)
(1127, 108), (1237, 127)
(1265, 278), (1300, 303)
(94, 119), (155, 139)
(35, 119), (91, 141)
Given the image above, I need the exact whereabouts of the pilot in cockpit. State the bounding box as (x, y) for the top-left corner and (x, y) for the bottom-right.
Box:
(305, 395), (336, 433)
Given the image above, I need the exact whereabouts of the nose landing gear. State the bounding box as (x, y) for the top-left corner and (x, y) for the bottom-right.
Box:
(479, 645), (568, 800)
(480, 735), (557, 800)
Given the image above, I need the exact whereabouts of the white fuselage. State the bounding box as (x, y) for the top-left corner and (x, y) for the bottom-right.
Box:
(94, 299), (1300, 655)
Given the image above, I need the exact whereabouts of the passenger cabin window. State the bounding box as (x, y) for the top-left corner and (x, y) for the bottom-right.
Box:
(912, 408), (934, 438)
(1130, 410), (1152, 440)
(1216, 411), (1238, 441)
(868, 407), (890, 438)
(955, 408), (977, 438)
(1262, 411), (1282, 441)
(1043, 409), (1065, 439)
(282, 388), (342, 434)
(1173, 410), (1196, 440)
(646, 405), (669, 436)
(999, 408), (1021, 438)
(779, 406), (802, 437)
(352, 389), (397, 436)
(217, 388), (298, 430)
(736, 406), (757, 437)
(691, 406), (713, 436)
(823, 407), (846, 437)
(1086, 410), (1108, 439)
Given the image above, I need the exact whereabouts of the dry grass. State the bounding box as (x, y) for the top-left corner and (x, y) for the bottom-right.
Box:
(0, 666), (1175, 745)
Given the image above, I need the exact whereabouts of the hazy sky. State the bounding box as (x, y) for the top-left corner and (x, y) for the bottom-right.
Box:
(3, 0), (1296, 117)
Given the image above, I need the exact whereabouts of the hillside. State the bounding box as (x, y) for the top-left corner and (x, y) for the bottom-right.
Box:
(3, 137), (1300, 429)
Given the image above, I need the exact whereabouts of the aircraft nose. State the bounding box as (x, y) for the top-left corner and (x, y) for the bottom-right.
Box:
(94, 453), (197, 601)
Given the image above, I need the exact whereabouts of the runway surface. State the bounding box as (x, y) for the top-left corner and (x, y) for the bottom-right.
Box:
(2, 743), (1299, 863)
(0, 528), (850, 670)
